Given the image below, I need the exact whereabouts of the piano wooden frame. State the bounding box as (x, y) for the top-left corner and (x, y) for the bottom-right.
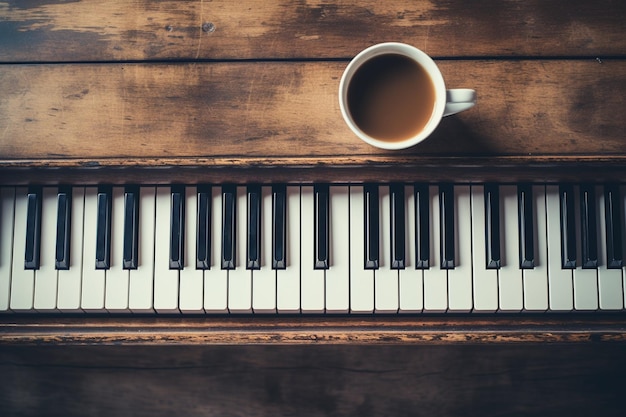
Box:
(1, 315), (625, 346)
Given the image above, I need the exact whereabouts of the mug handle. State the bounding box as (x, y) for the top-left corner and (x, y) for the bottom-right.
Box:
(443, 89), (476, 117)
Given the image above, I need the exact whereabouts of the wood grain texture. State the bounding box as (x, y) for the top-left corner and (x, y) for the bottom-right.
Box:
(1, 316), (625, 345)
(3, 158), (626, 186)
(1, 60), (625, 182)
(1, 344), (625, 417)
(1, 0), (625, 62)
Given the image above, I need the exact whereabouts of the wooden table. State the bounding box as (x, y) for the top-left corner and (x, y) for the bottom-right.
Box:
(1, 0), (625, 184)
(1, 1), (626, 416)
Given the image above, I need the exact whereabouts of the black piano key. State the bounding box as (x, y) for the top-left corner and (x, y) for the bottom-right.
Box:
(364, 184), (379, 270)
(272, 185), (287, 270)
(169, 186), (184, 270)
(580, 184), (598, 269)
(196, 185), (211, 270)
(559, 185), (576, 269)
(414, 184), (429, 269)
(518, 184), (535, 269)
(55, 187), (72, 270)
(247, 185), (262, 270)
(314, 184), (329, 270)
(484, 184), (501, 269)
(604, 184), (623, 269)
(24, 187), (42, 270)
(95, 186), (112, 270)
(439, 184), (455, 269)
(123, 186), (139, 270)
(390, 184), (405, 269)
(221, 185), (236, 270)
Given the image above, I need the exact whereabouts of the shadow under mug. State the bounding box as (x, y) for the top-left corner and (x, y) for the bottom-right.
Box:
(339, 42), (476, 150)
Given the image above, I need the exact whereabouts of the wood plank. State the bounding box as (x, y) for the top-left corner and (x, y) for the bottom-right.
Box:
(1, 0), (625, 62)
(1, 344), (624, 416)
(0, 60), (624, 163)
(3, 159), (626, 186)
(1, 316), (625, 345)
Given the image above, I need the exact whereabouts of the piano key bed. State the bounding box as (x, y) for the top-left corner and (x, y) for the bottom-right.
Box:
(1, 183), (625, 315)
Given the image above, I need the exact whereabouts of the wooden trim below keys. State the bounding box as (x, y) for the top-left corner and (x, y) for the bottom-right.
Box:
(1, 315), (625, 345)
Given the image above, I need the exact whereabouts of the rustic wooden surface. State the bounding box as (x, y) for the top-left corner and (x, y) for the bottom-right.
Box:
(0, 61), (624, 159)
(2, 315), (626, 345)
(1, 59), (625, 183)
(0, 343), (624, 417)
(1, 0), (624, 61)
(1, 0), (626, 184)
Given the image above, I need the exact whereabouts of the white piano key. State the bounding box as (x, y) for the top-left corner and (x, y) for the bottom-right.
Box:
(10, 188), (34, 311)
(80, 187), (106, 311)
(399, 185), (423, 313)
(204, 186), (228, 313)
(573, 185), (598, 311)
(498, 185), (523, 312)
(277, 186), (301, 313)
(0, 187), (15, 311)
(545, 185), (574, 311)
(301, 186), (325, 313)
(573, 267), (599, 310)
(104, 187), (130, 312)
(180, 186), (204, 313)
(522, 185), (549, 312)
(57, 187), (85, 312)
(350, 185), (374, 313)
(228, 186), (252, 313)
(252, 186), (276, 313)
(13, 189), (41, 312)
(326, 186), (351, 313)
(128, 186), (155, 313)
(448, 185), (473, 312)
(33, 187), (59, 311)
(597, 185), (624, 310)
(375, 186), (399, 313)
(471, 185), (498, 312)
(153, 187), (179, 313)
(423, 185), (447, 313)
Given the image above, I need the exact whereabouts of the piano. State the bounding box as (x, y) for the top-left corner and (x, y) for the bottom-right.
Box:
(1, 183), (625, 314)
(1, 1), (625, 416)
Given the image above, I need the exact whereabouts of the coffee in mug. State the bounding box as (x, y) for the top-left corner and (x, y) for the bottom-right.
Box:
(339, 43), (476, 150)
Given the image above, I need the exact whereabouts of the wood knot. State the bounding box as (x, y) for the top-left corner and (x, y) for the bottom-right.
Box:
(202, 22), (216, 33)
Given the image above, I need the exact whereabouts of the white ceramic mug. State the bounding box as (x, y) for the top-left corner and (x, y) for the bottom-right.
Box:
(339, 42), (476, 150)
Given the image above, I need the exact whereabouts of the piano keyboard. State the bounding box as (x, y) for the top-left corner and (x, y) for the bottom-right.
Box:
(1, 184), (624, 314)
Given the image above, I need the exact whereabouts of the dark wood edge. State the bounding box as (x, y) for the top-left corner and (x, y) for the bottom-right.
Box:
(1, 315), (625, 345)
(3, 155), (626, 169)
(2, 156), (626, 185)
